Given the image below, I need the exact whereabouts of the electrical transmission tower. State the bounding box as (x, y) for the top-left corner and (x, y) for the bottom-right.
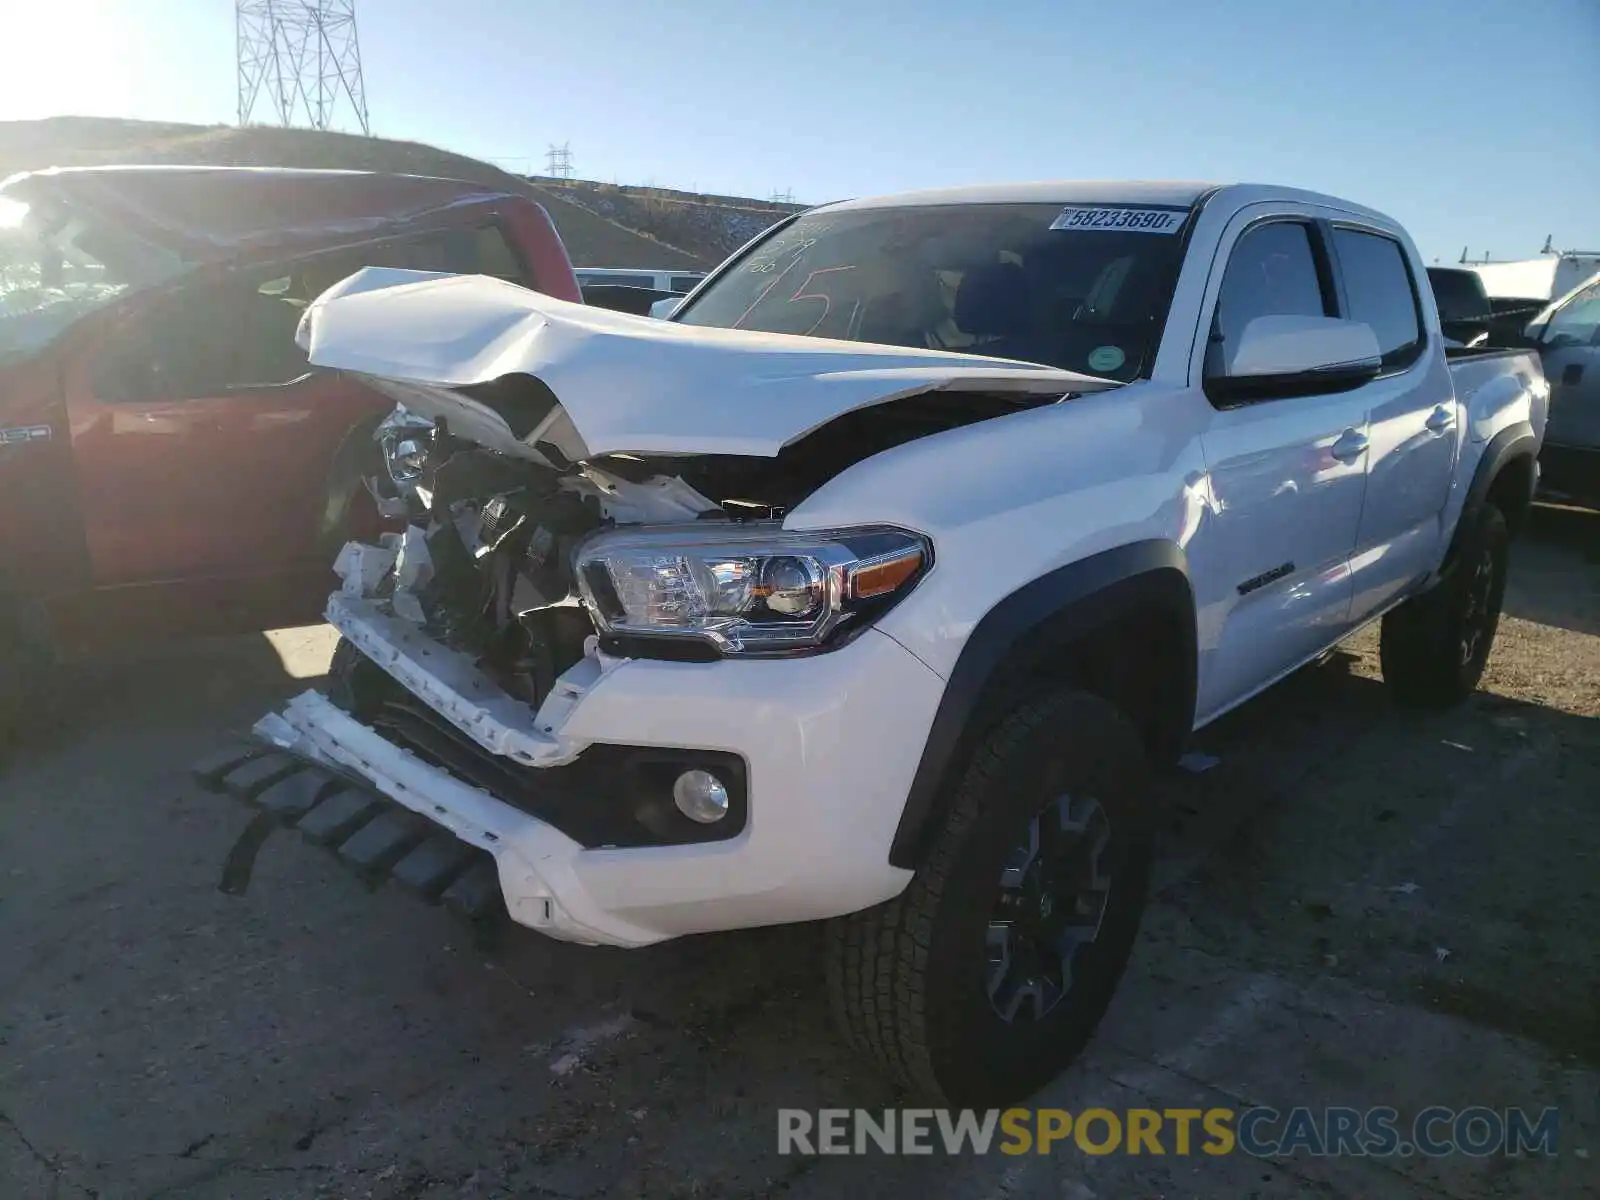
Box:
(545, 143), (574, 179)
(769, 188), (795, 204)
(237, 0), (372, 134)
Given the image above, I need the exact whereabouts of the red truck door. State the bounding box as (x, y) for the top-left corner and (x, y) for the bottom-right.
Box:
(60, 216), (565, 637)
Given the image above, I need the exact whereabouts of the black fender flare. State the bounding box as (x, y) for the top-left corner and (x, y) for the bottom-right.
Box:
(1455, 420), (1538, 551)
(887, 539), (1196, 869)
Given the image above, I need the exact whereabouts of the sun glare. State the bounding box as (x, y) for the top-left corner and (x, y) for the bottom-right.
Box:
(0, 198), (29, 229)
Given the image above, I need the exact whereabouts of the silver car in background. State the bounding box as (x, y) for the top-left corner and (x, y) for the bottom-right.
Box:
(1527, 270), (1600, 508)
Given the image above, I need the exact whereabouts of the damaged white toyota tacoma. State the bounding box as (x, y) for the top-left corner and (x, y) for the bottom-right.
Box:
(257, 182), (1548, 1105)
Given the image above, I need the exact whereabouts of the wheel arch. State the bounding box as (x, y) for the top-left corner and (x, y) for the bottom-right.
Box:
(888, 539), (1196, 870)
(1463, 421), (1538, 543)
(318, 409), (390, 549)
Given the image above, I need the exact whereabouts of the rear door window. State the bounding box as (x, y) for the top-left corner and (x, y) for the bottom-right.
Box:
(1333, 228), (1423, 368)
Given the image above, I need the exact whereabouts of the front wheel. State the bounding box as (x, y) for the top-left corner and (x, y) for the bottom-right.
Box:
(1380, 502), (1510, 709)
(825, 687), (1154, 1106)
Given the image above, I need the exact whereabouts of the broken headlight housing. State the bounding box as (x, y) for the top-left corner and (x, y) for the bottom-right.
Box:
(574, 524), (930, 656)
(376, 405), (437, 490)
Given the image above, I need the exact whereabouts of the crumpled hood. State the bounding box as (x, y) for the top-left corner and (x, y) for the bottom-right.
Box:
(294, 267), (1117, 460)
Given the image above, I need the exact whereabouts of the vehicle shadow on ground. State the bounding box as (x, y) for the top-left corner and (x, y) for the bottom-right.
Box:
(1502, 501), (1600, 637)
(3, 629), (326, 779)
(1156, 654), (1600, 1064)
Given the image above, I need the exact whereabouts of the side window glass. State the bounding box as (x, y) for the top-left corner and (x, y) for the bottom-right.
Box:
(1544, 281), (1600, 348)
(1333, 228), (1422, 367)
(233, 276), (312, 386)
(95, 274), (308, 402)
(1212, 221), (1327, 361)
(470, 226), (526, 283)
(96, 224), (536, 402)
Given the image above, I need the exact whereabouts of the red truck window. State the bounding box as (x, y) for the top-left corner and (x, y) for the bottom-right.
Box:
(94, 222), (532, 403)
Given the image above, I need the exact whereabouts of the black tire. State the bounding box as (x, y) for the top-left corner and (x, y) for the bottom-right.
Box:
(326, 636), (391, 717)
(1380, 502), (1510, 709)
(825, 687), (1154, 1106)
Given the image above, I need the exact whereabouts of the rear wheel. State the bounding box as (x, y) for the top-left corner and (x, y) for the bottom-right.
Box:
(825, 687), (1154, 1106)
(1380, 502), (1510, 709)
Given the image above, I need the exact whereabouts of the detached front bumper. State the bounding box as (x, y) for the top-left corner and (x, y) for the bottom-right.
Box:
(257, 573), (944, 948)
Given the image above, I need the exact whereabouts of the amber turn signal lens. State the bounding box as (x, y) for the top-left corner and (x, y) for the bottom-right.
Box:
(849, 549), (924, 600)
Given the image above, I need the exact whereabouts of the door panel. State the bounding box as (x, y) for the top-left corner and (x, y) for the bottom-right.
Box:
(1539, 280), (1600, 453)
(1188, 213), (1370, 723)
(1349, 355), (1458, 619)
(67, 368), (384, 586)
(63, 221), (540, 634)
(1543, 342), (1600, 447)
(1196, 392), (1368, 720)
(1336, 226), (1457, 621)
(0, 350), (89, 593)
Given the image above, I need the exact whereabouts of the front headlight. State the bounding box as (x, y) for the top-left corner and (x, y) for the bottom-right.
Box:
(574, 524), (931, 656)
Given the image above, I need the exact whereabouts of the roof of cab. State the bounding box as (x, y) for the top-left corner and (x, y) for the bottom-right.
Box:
(0, 165), (517, 262)
(816, 181), (1221, 211)
(812, 180), (1401, 230)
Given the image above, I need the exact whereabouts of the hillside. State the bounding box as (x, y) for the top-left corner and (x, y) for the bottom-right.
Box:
(530, 177), (805, 266)
(0, 116), (739, 269)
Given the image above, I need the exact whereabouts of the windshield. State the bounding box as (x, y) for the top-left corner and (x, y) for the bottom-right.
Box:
(0, 195), (173, 366)
(674, 202), (1193, 381)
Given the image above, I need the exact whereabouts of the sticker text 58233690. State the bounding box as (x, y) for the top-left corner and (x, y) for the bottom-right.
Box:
(1049, 207), (1189, 234)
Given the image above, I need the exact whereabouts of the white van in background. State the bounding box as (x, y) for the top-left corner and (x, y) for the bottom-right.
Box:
(1459, 252), (1600, 304)
(572, 267), (707, 294)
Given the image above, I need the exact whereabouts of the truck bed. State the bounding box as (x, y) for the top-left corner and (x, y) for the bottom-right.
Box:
(1444, 347), (1545, 424)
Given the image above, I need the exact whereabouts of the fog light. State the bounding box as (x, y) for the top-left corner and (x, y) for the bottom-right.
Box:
(672, 769), (730, 824)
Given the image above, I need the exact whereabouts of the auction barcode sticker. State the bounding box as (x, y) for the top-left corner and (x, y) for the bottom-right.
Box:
(1050, 206), (1188, 234)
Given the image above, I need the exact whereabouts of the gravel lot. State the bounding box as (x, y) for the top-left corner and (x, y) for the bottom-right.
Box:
(3, 504), (1597, 1199)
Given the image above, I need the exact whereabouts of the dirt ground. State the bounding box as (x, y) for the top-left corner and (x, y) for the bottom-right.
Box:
(2, 504), (1597, 1200)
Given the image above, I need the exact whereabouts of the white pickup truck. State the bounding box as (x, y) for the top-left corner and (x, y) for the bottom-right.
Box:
(256, 181), (1549, 1106)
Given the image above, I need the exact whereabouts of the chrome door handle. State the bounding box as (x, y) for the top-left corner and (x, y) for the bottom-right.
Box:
(1425, 405), (1455, 433)
(1330, 428), (1369, 462)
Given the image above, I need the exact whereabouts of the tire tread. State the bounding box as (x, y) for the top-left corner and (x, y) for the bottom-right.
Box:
(825, 689), (1133, 1099)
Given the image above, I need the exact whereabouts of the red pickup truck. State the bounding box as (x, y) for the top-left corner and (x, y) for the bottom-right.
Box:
(0, 165), (581, 722)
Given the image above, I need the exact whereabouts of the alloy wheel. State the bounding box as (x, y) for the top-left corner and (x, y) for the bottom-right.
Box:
(985, 793), (1113, 1023)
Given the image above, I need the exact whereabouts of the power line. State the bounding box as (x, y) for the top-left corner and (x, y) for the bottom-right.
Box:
(236, 0), (371, 134)
(545, 143), (574, 179)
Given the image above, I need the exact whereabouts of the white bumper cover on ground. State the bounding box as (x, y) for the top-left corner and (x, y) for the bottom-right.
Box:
(257, 602), (944, 947)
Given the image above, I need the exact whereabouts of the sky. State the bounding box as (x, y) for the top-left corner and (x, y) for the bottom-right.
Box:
(2, 0), (1596, 264)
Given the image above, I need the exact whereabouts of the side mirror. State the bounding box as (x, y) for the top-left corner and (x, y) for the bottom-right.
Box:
(1206, 315), (1382, 403)
(650, 295), (684, 320)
